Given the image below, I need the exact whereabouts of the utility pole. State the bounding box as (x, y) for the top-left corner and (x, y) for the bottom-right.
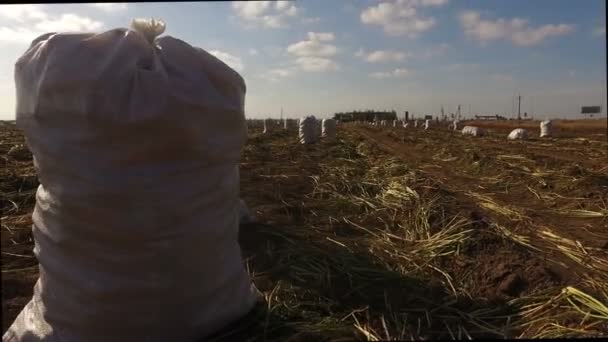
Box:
(457, 105), (461, 119)
(531, 96), (535, 118)
(517, 95), (521, 121)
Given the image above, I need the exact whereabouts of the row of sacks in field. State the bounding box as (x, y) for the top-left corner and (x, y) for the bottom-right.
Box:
(357, 118), (554, 139)
(359, 119), (437, 129)
(260, 116), (337, 144)
(246, 118), (298, 130)
(461, 120), (554, 139)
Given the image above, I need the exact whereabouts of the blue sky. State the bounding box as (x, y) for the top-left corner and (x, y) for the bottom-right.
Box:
(0, 1), (605, 120)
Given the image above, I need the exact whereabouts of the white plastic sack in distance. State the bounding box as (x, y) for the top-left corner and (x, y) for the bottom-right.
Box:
(424, 120), (430, 130)
(452, 120), (459, 131)
(321, 118), (337, 140)
(315, 118), (322, 140)
(403, 122), (409, 128)
(414, 120), (419, 128)
(540, 120), (552, 138)
(461, 126), (485, 137)
(263, 118), (273, 134)
(392, 120), (397, 127)
(299, 116), (318, 144)
(508, 128), (529, 140)
(5, 20), (259, 342)
(381, 120), (387, 127)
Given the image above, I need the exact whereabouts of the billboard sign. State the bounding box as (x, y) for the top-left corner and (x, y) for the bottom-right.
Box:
(581, 106), (602, 114)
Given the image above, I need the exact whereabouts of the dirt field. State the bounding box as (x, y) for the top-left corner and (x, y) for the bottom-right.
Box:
(461, 119), (607, 139)
(2, 119), (607, 340)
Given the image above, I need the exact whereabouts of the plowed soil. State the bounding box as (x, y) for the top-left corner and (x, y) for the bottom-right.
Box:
(2, 119), (607, 340)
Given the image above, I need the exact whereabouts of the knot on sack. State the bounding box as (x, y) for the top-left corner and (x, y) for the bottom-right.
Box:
(130, 18), (166, 45)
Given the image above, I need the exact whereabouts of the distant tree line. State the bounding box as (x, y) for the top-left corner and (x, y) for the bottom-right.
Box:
(333, 110), (397, 122)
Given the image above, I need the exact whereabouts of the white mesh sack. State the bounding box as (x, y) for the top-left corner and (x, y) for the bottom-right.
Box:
(263, 118), (273, 134)
(321, 118), (337, 140)
(299, 115), (318, 144)
(540, 120), (552, 138)
(452, 120), (459, 131)
(392, 120), (397, 127)
(414, 120), (419, 128)
(424, 120), (430, 130)
(461, 126), (486, 137)
(403, 122), (409, 128)
(315, 118), (322, 139)
(508, 128), (529, 140)
(5, 19), (259, 342)
(381, 120), (387, 127)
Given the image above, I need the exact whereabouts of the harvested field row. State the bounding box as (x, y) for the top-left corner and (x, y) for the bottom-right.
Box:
(2, 122), (607, 340)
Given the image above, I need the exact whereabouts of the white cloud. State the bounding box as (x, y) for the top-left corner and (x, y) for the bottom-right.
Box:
(286, 32), (340, 72)
(360, 0), (448, 37)
(275, 1), (290, 11)
(421, 0), (448, 5)
(302, 17), (321, 25)
(88, 3), (128, 12)
(209, 50), (244, 72)
(369, 68), (409, 79)
(269, 68), (295, 78)
(307, 32), (334, 42)
(356, 48), (409, 63)
(259, 67), (297, 82)
(0, 27), (44, 44)
(248, 48), (258, 56)
(232, 1), (299, 29)
(0, 5), (48, 23)
(295, 57), (339, 72)
(233, 1), (272, 19)
(287, 32), (337, 57)
(35, 14), (103, 32)
(0, 6), (103, 45)
(459, 10), (575, 46)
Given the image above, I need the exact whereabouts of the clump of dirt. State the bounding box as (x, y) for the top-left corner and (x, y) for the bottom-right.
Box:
(455, 226), (563, 300)
(7, 144), (32, 162)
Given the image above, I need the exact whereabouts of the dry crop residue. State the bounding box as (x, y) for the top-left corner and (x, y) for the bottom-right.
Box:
(2, 121), (607, 340)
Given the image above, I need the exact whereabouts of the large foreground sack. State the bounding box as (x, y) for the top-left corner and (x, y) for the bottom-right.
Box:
(299, 116), (318, 144)
(5, 19), (259, 342)
(461, 126), (485, 137)
(508, 128), (529, 140)
(540, 120), (552, 138)
(321, 118), (337, 140)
